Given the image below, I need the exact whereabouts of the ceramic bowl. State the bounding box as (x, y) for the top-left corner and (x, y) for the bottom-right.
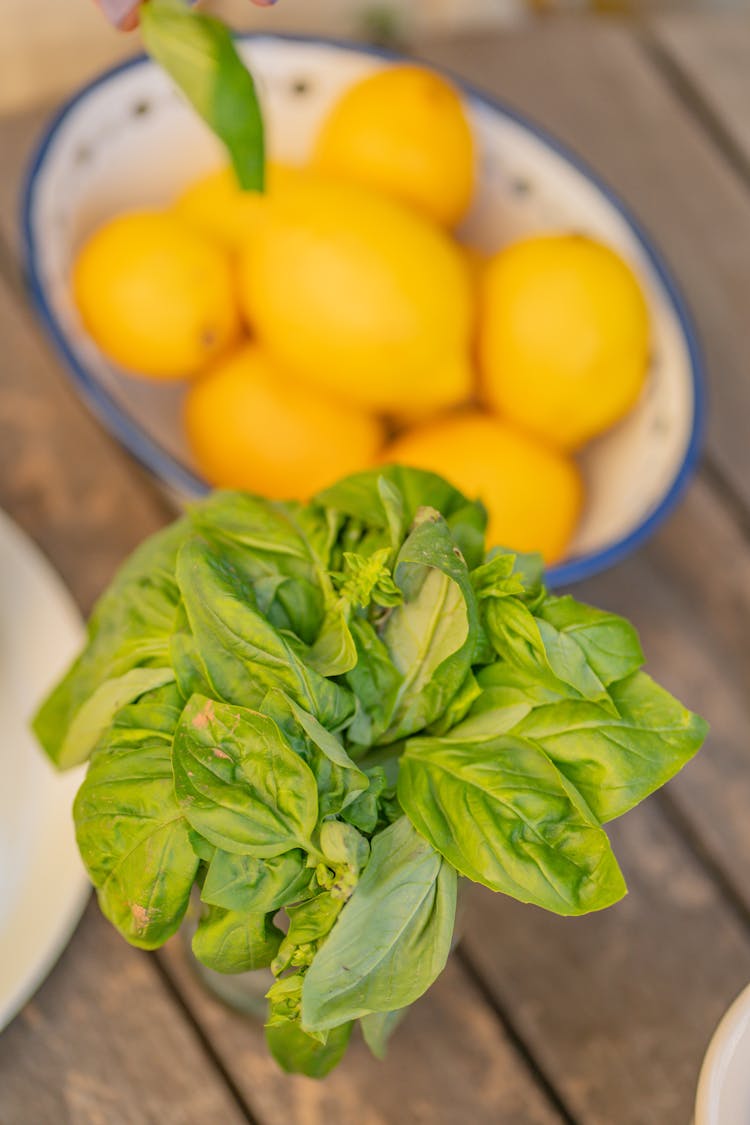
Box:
(696, 982), (750, 1125)
(22, 34), (705, 584)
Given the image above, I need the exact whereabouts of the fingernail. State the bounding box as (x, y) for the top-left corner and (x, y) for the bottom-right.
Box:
(100, 0), (140, 27)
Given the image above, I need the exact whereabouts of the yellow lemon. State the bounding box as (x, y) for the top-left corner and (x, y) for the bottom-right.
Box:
(237, 173), (474, 415)
(173, 163), (301, 249)
(313, 64), (475, 228)
(184, 343), (384, 498)
(383, 410), (583, 563)
(73, 211), (240, 380)
(479, 234), (650, 450)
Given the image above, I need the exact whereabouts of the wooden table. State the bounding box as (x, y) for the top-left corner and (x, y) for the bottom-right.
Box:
(2, 13), (750, 1123)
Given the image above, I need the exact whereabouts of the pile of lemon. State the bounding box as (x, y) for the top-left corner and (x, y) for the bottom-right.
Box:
(73, 64), (650, 565)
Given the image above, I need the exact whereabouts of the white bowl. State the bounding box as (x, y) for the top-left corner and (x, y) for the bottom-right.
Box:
(22, 34), (704, 584)
(696, 983), (750, 1125)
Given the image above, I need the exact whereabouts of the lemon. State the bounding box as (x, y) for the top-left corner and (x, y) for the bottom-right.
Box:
(237, 173), (473, 415)
(73, 211), (240, 380)
(383, 410), (583, 563)
(184, 343), (384, 498)
(174, 163), (301, 249)
(479, 234), (650, 450)
(313, 64), (475, 228)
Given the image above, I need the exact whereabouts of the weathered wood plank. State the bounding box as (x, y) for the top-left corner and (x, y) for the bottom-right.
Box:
(418, 22), (750, 512)
(0, 902), (248, 1125)
(583, 477), (750, 914)
(0, 264), (171, 614)
(650, 12), (750, 169)
(159, 944), (564, 1125)
(459, 800), (750, 1125)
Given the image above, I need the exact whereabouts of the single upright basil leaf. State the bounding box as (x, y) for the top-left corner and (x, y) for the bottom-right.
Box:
(304, 599), (357, 677)
(536, 595), (644, 687)
(266, 1019), (353, 1079)
(57, 666), (175, 768)
(74, 684), (198, 949)
(176, 534), (353, 730)
(34, 518), (187, 766)
(140, 0), (265, 191)
(379, 509), (479, 742)
(201, 849), (312, 913)
(399, 734), (626, 916)
(173, 694), (319, 856)
(340, 766), (388, 834)
(192, 904), (282, 974)
(301, 817), (456, 1030)
(514, 677), (706, 823)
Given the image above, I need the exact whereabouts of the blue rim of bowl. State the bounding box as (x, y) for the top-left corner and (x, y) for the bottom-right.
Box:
(21, 32), (706, 586)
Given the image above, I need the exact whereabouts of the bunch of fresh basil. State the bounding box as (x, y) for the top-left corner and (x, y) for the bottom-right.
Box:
(35, 467), (707, 1077)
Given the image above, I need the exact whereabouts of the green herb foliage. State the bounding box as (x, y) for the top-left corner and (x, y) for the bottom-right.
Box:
(140, 0), (265, 191)
(36, 468), (707, 1076)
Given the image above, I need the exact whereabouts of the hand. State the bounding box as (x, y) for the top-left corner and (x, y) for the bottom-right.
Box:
(96, 0), (277, 30)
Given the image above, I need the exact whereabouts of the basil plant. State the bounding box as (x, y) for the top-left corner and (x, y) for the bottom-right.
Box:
(35, 468), (707, 1078)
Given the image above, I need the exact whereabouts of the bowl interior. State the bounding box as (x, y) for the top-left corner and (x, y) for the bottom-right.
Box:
(25, 36), (700, 576)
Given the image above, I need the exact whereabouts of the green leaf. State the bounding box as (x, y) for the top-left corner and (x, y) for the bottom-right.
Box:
(201, 848), (311, 913)
(399, 735), (626, 915)
(320, 821), (369, 873)
(34, 518), (187, 766)
(176, 534), (353, 730)
(344, 617), (403, 748)
(360, 1007), (408, 1060)
(304, 599), (357, 677)
(515, 671), (707, 822)
(57, 666), (175, 768)
(192, 905), (283, 973)
(262, 689), (368, 818)
(74, 684), (198, 949)
(301, 817), (456, 1030)
(483, 596), (609, 703)
(140, 0), (265, 191)
(379, 509), (479, 742)
(340, 766), (388, 834)
(536, 595), (644, 687)
(266, 1019), (353, 1078)
(173, 694), (319, 856)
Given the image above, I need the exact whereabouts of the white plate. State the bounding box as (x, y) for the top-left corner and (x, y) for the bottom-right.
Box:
(696, 983), (750, 1125)
(0, 509), (88, 1033)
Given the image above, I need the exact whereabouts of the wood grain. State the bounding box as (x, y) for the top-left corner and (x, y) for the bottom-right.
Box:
(650, 11), (750, 169)
(460, 800), (750, 1125)
(159, 944), (564, 1125)
(419, 21), (750, 512)
(0, 902), (248, 1125)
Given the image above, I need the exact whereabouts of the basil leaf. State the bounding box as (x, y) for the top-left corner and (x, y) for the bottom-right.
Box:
(378, 509), (479, 742)
(484, 596), (609, 703)
(360, 1007), (408, 1060)
(140, 0), (264, 191)
(57, 666), (175, 768)
(266, 1019), (353, 1078)
(192, 905), (282, 973)
(340, 766), (388, 834)
(398, 734), (626, 916)
(201, 849), (311, 913)
(320, 821), (369, 873)
(537, 595), (644, 686)
(301, 817), (456, 1030)
(176, 534), (353, 730)
(426, 671), (481, 736)
(262, 689), (368, 817)
(344, 617), (403, 748)
(513, 670), (707, 823)
(304, 600), (357, 677)
(173, 694), (319, 856)
(34, 519), (187, 765)
(74, 684), (197, 949)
